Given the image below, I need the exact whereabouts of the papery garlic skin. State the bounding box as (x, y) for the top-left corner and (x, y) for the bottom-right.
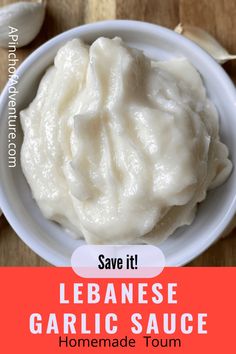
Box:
(175, 23), (236, 64)
(20, 38), (232, 244)
(0, 1), (45, 48)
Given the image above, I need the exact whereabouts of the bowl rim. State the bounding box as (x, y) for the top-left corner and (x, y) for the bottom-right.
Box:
(0, 19), (236, 266)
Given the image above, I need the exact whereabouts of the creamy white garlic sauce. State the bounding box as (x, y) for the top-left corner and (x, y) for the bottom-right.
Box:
(20, 37), (232, 244)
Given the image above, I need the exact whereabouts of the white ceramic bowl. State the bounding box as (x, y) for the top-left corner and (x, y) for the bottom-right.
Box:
(0, 20), (236, 266)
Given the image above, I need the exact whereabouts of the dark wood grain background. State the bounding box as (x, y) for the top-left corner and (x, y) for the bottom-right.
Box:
(0, 0), (235, 266)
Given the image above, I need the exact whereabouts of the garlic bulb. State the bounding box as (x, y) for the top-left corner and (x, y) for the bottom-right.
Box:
(0, 1), (46, 48)
(175, 23), (236, 64)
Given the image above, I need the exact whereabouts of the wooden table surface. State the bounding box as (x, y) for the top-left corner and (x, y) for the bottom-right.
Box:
(0, 0), (235, 266)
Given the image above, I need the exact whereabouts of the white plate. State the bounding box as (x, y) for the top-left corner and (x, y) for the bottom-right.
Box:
(0, 20), (236, 266)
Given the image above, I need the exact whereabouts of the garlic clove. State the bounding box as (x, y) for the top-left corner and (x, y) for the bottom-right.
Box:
(175, 23), (236, 64)
(0, 1), (46, 48)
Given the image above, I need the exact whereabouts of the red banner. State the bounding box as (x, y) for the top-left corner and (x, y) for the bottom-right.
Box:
(0, 267), (235, 353)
